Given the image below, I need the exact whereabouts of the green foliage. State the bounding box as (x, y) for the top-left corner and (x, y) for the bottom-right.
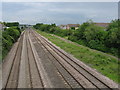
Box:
(34, 19), (119, 57)
(88, 40), (107, 52)
(5, 27), (20, 42)
(37, 30), (120, 83)
(84, 25), (105, 41)
(4, 22), (19, 27)
(68, 34), (78, 41)
(71, 27), (75, 30)
(34, 20), (119, 83)
(105, 20), (120, 48)
(33, 23), (43, 29)
(68, 20), (119, 57)
(34, 23), (73, 37)
(2, 26), (21, 60)
(107, 19), (119, 30)
(74, 22), (91, 40)
(104, 19), (120, 56)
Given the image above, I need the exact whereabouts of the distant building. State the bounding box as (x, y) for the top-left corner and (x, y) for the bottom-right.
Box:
(0, 23), (7, 30)
(59, 24), (80, 30)
(59, 25), (67, 29)
(95, 23), (110, 28)
(59, 23), (109, 30)
(66, 24), (80, 29)
(0, 23), (2, 30)
(19, 24), (33, 29)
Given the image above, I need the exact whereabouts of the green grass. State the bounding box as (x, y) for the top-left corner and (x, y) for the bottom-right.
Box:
(36, 30), (120, 84)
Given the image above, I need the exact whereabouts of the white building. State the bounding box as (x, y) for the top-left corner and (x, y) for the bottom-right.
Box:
(59, 24), (80, 30)
(0, 23), (2, 30)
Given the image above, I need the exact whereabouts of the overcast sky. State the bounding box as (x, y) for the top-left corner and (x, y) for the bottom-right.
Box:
(1, 2), (118, 25)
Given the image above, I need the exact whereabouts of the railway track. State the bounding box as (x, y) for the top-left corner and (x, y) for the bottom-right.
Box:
(2, 29), (119, 89)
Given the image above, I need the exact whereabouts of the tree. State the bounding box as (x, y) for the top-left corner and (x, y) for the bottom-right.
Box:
(83, 24), (106, 41)
(71, 27), (75, 30)
(106, 19), (120, 48)
(107, 19), (119, 31)
(2, 26), (21, 59)
(4, 22), (19, 27)
(5, 27), (20, 42)
(74, 21), (93, 40)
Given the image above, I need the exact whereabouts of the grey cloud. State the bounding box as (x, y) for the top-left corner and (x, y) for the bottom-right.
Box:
(2, 2), (118, 24)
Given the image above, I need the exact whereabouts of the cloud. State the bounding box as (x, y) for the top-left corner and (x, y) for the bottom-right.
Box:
(2, 2), (118, 24)
(2, 0), (120, 2)
(2, 2), (57, 24)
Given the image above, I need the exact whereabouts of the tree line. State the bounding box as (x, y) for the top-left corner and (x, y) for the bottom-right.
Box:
(33, 19), (120, 58)
(2, 22), (21, 59)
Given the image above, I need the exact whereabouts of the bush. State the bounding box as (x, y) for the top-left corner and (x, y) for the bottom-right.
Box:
(88, 40), (107, 52)
(4, 22), (19, 27)
(34, 19), (119, 57)
(5, 27), (20, 42)
(68, 35), (78, 41)
(2, 26), (21, 60)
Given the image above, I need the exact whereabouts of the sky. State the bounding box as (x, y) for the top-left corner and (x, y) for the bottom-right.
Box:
(1, 2), (118, 25)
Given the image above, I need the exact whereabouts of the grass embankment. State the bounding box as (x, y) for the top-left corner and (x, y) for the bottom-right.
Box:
(37, 30), (120, 84)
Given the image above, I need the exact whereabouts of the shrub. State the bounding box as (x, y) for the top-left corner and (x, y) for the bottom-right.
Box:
(33, 19), (119, 57)
(5, 27), (20, 42)
(2, 26), (21, 60)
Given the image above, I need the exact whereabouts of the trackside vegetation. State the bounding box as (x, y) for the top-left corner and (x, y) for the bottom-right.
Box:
(33, 19), (120, 58)
(34, 19), (120, 83)
(36, 30), (120, 84)
(2, 23), (21, 60)
(3, 22), (19, 27)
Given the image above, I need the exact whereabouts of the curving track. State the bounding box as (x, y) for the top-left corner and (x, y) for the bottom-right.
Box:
(2, 29), (119, 89)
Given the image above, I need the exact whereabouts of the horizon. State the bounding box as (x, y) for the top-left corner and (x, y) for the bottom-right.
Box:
(0, 20), (113, 26)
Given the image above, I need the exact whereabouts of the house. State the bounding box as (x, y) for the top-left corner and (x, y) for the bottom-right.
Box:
(59, 25), (67, 29)
(59, 24), (80, 30)
(0, 23), (2, 30)
(0, 23), (7, 30)
(95, 23), (110, 28)
(66, 24), (80, 29)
